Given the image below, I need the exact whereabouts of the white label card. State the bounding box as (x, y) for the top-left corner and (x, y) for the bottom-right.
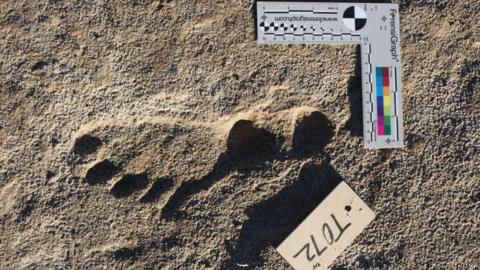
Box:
(276, 181), (375, 270)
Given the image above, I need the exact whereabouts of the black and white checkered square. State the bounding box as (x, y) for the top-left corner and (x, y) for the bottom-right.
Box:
(279, 23), (289, 31)
(343, 6), (367, 31)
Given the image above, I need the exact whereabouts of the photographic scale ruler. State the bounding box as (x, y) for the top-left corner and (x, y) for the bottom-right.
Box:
(256, 1), (404, 148)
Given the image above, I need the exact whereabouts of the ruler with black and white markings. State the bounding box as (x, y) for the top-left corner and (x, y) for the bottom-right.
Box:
(257, 2), (404, 149)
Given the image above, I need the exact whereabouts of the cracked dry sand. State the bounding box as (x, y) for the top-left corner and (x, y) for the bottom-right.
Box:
(0, 0), (479, 269)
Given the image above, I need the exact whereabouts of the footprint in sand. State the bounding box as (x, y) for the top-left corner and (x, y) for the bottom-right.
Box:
(69, 107), (333, 211)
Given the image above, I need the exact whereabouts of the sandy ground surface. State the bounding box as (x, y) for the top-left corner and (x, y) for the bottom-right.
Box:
(0, 0), (478, 269)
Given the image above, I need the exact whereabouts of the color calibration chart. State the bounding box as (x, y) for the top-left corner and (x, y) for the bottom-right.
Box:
(376, 67), (392, 136)
(256, 2), (404, 148)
